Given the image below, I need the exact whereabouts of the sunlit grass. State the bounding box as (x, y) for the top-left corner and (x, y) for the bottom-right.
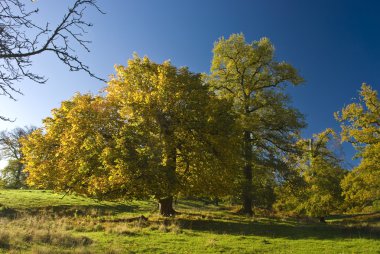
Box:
(0, 190), (378, 253)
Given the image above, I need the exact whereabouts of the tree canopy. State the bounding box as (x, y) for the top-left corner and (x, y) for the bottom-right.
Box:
(17, 34), (379, 218)
(0, 126), (36, 188)
(336, 84), (380, 211)
(210, 33), (305, 214)
(106, 56), (238, 215)
(21, 94), (121, 196)
(274, 129), (346, 220)
(22, 56), (239, 216)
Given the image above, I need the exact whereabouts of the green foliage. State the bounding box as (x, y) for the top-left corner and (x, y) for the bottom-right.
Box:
(336, 84), (380, 211)
(0, 126), (36, 189)
(0, 179), (5, 189)
(1, 160), (26, 189)
(303, 158), (346, 217)
(209, 33), (305, 213)
(275, 129), (346, 218)
(251, 164), (276, 209)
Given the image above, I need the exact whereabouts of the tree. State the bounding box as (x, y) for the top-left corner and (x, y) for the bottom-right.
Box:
(210, 33), (305, 215)
(21, 94), (122, 195)
(106, 56), (238, 215)
(0, 126), (36, 188)
(274, 129), (346, 222)
(2, 159), (24, 188)
(335, 84), (380, 211)
(22, 56), (238, 216)
(302, 130), (346, 222)
(0, 0), (103, 121)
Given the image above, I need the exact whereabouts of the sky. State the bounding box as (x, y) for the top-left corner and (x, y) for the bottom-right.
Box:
(1, 0), (380, 168)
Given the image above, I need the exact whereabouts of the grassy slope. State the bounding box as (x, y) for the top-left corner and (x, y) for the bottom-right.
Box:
(0, 189), (379, 254)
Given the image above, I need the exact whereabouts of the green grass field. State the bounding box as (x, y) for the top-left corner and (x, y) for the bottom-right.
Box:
(0, 190), (379, 253)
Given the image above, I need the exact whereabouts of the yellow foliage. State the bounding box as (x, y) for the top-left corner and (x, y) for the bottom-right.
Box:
(336, 84), (380, 211)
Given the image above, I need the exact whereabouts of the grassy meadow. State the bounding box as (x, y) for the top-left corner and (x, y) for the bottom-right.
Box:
(0, 190), (378, 253)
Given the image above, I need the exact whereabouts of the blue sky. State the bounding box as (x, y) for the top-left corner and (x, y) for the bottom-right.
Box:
(1, 0), (380, 168)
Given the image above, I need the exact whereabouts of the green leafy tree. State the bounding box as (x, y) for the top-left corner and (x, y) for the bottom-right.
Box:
(0, 126), (36, 188)
(210, 33), (305, 215)
(106, 56), (238, 215)
(1, 160), (25, 188)
(274, 129), (346, 221)
(336, 84), (380, 211)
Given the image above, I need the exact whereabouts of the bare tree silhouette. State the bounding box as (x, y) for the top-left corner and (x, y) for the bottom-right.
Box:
(0, 0), (104, 121)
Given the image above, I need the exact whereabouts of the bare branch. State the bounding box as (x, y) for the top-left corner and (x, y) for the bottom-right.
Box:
(0, 0), (105, 121)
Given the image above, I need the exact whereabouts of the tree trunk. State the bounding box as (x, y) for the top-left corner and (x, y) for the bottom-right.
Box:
(15, 161), (23, 188)
(158, 124), (177, 217)
(159, 196), (176, 217)
(159, 114), (178, 191)
(241, 130), (253, 216)
(155, 114), (178, 217)
(319, 216), (326, 223)
(241, 162), (253, 215)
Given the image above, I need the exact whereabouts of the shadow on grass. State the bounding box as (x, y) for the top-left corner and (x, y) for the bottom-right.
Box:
(327, 212), (380, 223)
(178, 217), (380, 240)
(2, 203), (140, 218)
(0, 206), (18, 219)
(177, 200), (217, 210)
(39, 203), (139, 216)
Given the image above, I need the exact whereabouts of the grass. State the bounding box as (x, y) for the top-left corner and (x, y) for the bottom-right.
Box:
(0, 189), (153, 214)
(0, 189), (379, 253)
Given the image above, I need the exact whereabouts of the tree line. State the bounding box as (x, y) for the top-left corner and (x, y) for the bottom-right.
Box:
(1, 34), (379, 218)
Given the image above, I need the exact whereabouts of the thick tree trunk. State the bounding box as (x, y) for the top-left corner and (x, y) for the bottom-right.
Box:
(241, 165), (253, 215)
(159, 196), (176, 217)
(157, 116), (177, 217)
(240, 130), (253, 216)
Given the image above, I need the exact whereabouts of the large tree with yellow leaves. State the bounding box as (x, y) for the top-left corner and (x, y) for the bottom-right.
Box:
(22, 56), (238, 216)
(106, 56), (238, 215)
(336, 84), (380, 211)
(21, 94), (123, 197)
